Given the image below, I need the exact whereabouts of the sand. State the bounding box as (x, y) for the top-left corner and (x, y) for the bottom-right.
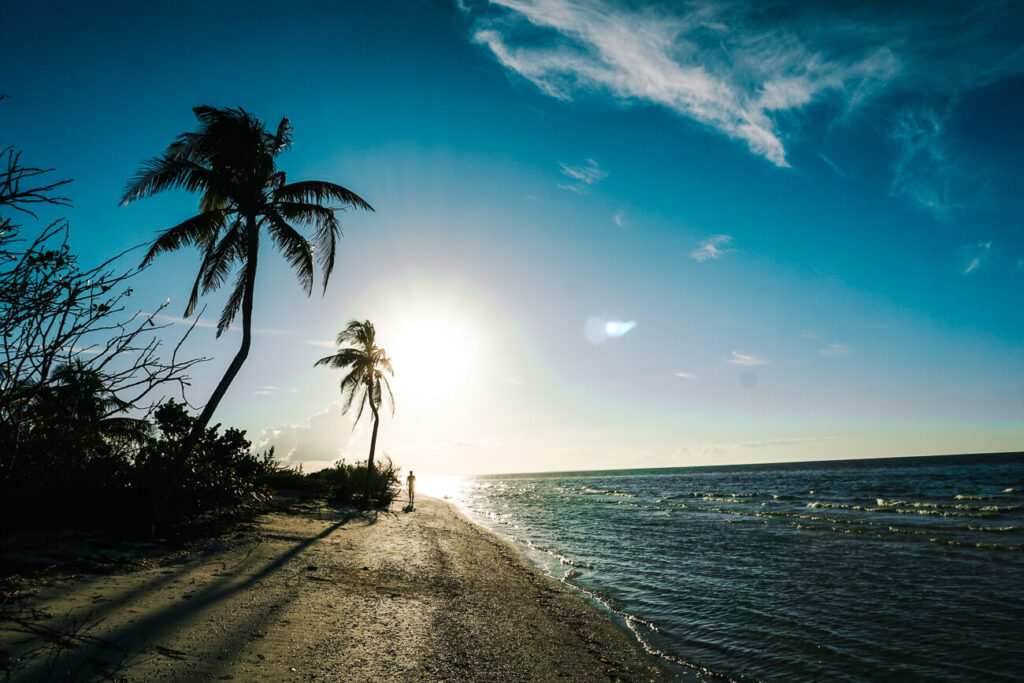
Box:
(0, 495), (672, 681)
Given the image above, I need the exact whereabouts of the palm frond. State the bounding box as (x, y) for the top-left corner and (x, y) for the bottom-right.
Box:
(380, 374), (395, 415)
(275, 181), (374, 212)
(265, 213), (314, 294)
(140, 209), (225, 268)
(122, 156), (220, 205)
(199, 220), (245, 295)
(271, 116), (293, 155)
(216, 268), (248, 337)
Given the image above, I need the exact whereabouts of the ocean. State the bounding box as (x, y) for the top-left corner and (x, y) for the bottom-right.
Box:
(433, 453), (1024, 681)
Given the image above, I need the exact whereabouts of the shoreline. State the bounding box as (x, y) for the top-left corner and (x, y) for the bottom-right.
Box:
(1, 495), (673, 681)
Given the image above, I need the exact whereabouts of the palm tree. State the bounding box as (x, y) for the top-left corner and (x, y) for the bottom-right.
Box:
(47, 360), (151, 452)
(314, 320), (393, 505)
(122, 106), (372, 516)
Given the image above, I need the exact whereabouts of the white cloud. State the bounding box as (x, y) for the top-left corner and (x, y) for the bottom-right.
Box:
(728, 350), (768, 366)
(252, 403), (361, 468)
(673, 371), (694, 379)
(558, 158), (607, 193)
(818, 343), (851, 357)
(560, 158), (607, 184)
(467, 0), (905, 167)
(691, 234), (733, 262)
(557, 182), (588, 195)
(962, 240), (993, 274)
(737, 436), (839, 449)
(305, 339), (338, 349)
(464, 1), (1023, 168)
(613, 210), (625, 227)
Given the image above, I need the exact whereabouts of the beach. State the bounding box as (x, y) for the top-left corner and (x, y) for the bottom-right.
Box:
(0, 496), (671, 681)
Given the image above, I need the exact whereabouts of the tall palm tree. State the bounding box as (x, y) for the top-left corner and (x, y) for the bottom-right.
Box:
(122, 106), (372, 516)
(314, 320), (393, 504)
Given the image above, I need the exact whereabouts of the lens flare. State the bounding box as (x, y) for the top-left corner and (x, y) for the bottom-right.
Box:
(585, 316), (637, 344)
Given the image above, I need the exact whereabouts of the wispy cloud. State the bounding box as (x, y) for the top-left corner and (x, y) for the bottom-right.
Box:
(305, 339), (338, 349)
(962, 240), (993, 274)
(560, 158), (607, 184)
(148, 312), (295, 337)
(466, 0), (906, 166)
(728, 350), (768, 366)
(818, 343), (851, 357)
(818, 153), (849, 179)
(890, 107), (956, 217)
(737, 436), (839, 449)
(463, 1), (1023, 167)
(691, 234), (733, 262)
(673, 371), (695, 379)
(613, 210), (625, 227)
(558, 158), (607, 194)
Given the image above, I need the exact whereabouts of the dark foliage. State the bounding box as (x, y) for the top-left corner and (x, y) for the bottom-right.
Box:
(312, 456), (401, 508)
(133, 400), (277, 520)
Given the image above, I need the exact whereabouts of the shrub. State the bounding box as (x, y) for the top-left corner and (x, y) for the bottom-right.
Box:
(132, 400), (276, 519)
(315, 456), (400, 508)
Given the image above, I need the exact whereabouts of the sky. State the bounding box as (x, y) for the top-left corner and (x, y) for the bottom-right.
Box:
(4, 0), (1023, 475)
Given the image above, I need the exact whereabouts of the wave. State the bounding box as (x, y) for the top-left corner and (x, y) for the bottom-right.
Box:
(558, 485), (637, 498)
(807, 500), (1016, 518)
(876, 498), (1021, 512)
(552, 569), (742, 681)
(928, 538), (1024, 552)
(520, 538), (596, 569)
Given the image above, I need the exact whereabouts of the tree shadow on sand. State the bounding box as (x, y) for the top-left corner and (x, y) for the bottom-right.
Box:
(1, 505), (377, 680)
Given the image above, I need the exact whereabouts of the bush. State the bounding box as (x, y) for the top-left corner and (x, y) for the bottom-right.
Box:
(257, 462), (328, 496)
(132, 400), (276, 519)
(314, 456), (400, 508)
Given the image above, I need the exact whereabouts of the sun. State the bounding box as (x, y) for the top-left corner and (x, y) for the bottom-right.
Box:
(383, 306), (483, 406)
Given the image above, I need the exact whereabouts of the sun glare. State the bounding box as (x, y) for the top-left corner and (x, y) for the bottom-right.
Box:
(384, 307), (483, 406)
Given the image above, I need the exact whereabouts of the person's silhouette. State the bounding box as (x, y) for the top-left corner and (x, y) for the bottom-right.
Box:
(406, 470), (416, 510)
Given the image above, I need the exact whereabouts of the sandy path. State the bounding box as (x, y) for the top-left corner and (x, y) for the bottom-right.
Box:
(1, 496), (671, 681)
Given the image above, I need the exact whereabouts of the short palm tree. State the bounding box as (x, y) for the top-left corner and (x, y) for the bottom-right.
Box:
(48, 360), (151, 449)
(314, 320), (393, 504)
(122, 106), (372, 516)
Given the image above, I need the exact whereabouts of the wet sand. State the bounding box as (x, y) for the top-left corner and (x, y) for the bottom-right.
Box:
(0, 496), (671, 681)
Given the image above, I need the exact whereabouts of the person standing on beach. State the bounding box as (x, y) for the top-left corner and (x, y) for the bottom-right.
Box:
(406, 470), (416, 509)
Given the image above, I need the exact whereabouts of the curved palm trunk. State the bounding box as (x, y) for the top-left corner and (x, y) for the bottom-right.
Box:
(365, 397), (380, 507)
(150, 221), (259, 527)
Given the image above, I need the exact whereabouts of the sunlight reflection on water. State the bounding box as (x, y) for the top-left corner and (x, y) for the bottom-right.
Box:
(417, 475), (467, 503)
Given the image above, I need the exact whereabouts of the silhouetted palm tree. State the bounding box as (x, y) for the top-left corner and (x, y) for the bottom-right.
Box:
(49, 360), (151, 445)
(122, 106), (372, 516)
(315, 320), (393, 504)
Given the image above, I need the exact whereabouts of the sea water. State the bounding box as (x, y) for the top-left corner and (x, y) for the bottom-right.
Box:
(437, 453), (1024, 681)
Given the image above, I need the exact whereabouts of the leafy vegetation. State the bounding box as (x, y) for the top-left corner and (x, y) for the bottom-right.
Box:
(122, 106), (373, 518)
(1, 107), (396, 539)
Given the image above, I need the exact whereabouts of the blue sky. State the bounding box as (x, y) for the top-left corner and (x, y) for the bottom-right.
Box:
(4, 0), (1022, 474)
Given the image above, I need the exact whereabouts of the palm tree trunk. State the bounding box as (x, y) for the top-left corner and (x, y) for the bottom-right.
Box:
(150, 221), (259, 528)
(365, 400), (380, 507)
